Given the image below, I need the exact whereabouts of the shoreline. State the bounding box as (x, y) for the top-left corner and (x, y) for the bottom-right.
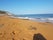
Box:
(9, 16), (53, 23)
(0, 14), (53, 23)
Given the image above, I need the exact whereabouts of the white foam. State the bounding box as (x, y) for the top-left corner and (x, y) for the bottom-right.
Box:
(9, 15), (53, 23)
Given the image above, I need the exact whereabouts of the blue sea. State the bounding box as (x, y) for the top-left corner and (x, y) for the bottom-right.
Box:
(12, 14), (53, 23)
(15, 14), (53, 18)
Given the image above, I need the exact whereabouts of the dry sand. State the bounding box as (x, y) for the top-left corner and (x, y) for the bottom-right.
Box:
(0, 15), (53, 40)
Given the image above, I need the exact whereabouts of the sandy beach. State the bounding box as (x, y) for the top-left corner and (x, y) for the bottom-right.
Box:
(0, 15), (53, 40)
(0, 0), (53, 40)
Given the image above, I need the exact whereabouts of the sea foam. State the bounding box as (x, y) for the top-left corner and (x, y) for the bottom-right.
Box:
(9, 15), (53, 23)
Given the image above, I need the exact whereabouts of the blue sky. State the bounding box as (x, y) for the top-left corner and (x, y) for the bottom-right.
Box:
(0, 0), (53, 15)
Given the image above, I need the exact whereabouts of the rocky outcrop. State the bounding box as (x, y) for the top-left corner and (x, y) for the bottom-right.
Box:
(0, 11), (8, 15)
(0, 10), (13, 16)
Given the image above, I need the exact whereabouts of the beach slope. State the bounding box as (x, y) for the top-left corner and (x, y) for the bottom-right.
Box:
(0, 15), (53, 40)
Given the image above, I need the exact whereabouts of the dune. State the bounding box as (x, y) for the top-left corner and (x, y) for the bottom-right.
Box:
(0, 12), (53, 40)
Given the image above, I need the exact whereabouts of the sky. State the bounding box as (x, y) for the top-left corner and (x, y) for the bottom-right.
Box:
(0, 0), (53, 15)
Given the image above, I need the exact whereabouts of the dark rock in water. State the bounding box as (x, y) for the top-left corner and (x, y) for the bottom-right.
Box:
(33, 33), (46, 40)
